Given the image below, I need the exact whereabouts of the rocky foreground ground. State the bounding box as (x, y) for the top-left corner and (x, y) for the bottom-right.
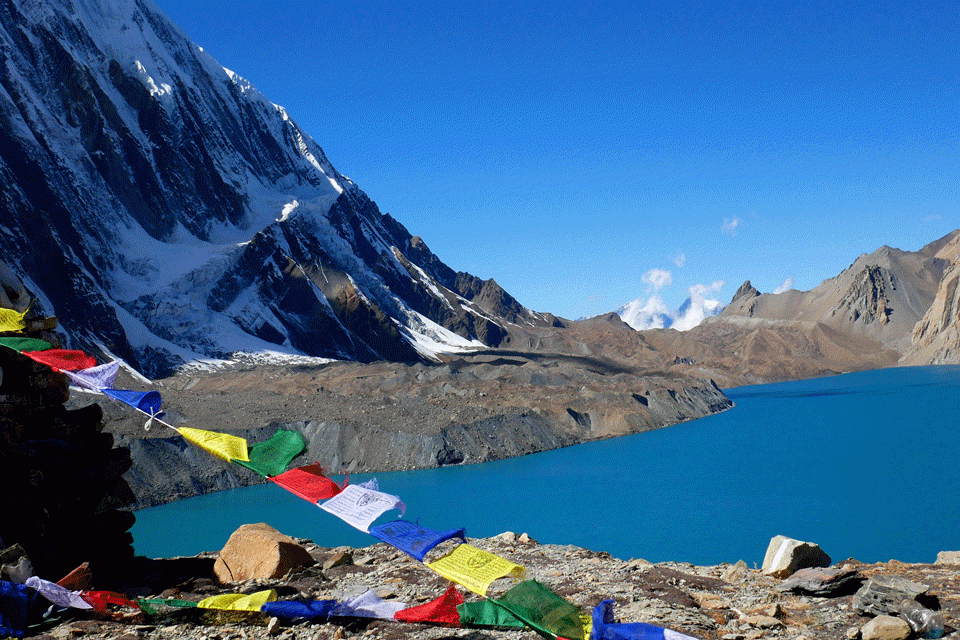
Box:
(26, 532), (960, 640)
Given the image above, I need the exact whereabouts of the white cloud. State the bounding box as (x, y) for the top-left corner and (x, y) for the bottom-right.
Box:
(924, 214), (943, 222)
(672, 281), (724, 331)
(617, 279), (724, 332)
(773, 277), (794, 294)
(721, 217), (742, 236)
(641, 268), (672, 291)
(673, 253), (686, 268)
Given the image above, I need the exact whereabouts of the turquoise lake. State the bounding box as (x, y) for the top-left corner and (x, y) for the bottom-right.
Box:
(132, 365), (960, 566)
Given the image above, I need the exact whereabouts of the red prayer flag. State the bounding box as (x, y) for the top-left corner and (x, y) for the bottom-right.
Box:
(269, 463), (347, 503)
(23, 349), (97, 372)
(395, 584), (463, 626)
(80, 590), (141, 613)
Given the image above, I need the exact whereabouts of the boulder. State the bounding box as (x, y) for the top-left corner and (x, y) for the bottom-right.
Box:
(935, 550), (960, 565)
(852, 575), (930, 617)
(860, 615), (911, 640)
(761, 535), (831, 578)
(213, 523), (315, 584)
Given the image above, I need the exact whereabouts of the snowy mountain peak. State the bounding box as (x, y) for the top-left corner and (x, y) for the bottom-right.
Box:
(0, 0), (551, 376)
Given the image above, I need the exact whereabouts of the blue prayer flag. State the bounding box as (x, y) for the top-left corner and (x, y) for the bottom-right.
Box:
(368, 519), (466, 562)
(261, 599), (337, 622)
(103, 389), (163, 416)
(591, 600), (698, 640)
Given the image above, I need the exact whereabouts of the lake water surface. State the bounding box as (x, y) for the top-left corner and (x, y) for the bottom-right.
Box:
(132, 365), (960, 566)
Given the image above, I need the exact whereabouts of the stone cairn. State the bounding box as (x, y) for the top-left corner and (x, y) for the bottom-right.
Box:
(0, 332), (136, 586)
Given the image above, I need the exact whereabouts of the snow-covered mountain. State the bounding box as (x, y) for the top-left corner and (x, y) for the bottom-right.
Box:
(616, 284), (724, 331)
(0, 0), (558, 376)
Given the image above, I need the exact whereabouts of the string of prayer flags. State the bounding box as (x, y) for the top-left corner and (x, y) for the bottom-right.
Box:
(198, 589), (277, 612)
(65, 360), (121, 392)
(457, 598), (527, 629)
(268, 464), (347, 503)
(22, 349), (97, 372)
(492, 580), (584, 640)
(394, 583), (463, 626)
(0, 336), (52, 352)
(261, 599), (336, 622)
(24, 577), (91, 610)
(590, 600), (698, 640)
(331, 590), (407, 620)
(233, 429), (306, 477)
(318, 483), (406, 532)
(369, 519), (467, 562)
(178, 426), (249, 463)
(425, 543), (526, 596)
(103, 389), (162, 415)
(0, 307), (28, 333)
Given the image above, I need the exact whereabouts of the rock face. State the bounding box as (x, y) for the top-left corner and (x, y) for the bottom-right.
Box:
(903, 257), (960, 365)
(0, 0), (554, 378)
(0, 347), (135, 584)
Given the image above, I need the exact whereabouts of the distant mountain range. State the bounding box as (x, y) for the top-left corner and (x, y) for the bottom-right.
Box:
(0, 0), (559, 377)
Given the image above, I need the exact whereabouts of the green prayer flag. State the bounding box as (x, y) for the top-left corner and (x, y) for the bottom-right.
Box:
(492, 580), (584, 640)
(233, 429), (306, 477)
(457, 599), (527, 629)
(0, 336), (53, 352)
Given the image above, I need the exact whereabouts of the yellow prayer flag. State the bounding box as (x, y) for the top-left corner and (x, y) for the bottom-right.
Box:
(198, 589), (277, 611)
(179, 426), (250, 462)
(580, 609), (592, 639)
(0, 307), (27, 333)
(426, 543), (525, 596)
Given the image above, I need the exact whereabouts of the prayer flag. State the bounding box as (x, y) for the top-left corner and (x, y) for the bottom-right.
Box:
(493, 580), (584, 640)
(24, 577), (91, 610)
(80, 590), (141, 613)
(65, 360), (121, 392)
(233, 429), (306, 477)
(179, 426), (249, 462)
(369, 519), (466, 562)
(136, 598), (198, 616)
(261, 599), (337, 622)
(458, 598), (527, 629)
(269, 464), (346, 502)
(102, 389), (162, 415)
(591, 600), (698, 640)
(23, 349), (97, 372)
(198, 589), (277, 612)
(318, 483), (405, 532)
(426, 544), (525, 596)
(394, 584), (463, 625)
(332, 590), (407, 620)
(0, 307), (27, 333)
(0, 337), (52, 352)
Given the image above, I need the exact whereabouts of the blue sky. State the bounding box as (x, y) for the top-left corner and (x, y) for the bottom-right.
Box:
(154, 0), (958, 320)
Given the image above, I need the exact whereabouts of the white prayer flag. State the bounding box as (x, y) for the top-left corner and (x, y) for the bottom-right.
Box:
(337, 589), (407, 620)
(25, 576), (93, 610)
(64, 360), (121, 392)
(318, 483), (405, 532)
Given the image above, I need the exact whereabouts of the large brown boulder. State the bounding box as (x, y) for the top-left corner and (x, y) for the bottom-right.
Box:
(213, 523), (315, 584)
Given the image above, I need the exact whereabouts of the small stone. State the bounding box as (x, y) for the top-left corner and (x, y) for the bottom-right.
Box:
(323, 550), (353, 571)
(495, 531), (517, 543)
(743, 614), (784, 629)
(846, 627), (861, 639)
(764, 603), (782, 618)
(518, 532), (538, 545)
(376, 586), (397, 599)
(860, 615), (911, 640)
(935, 550), (960, 565)
(265, 617), (281, 636)
(762, 535), (831, 578)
